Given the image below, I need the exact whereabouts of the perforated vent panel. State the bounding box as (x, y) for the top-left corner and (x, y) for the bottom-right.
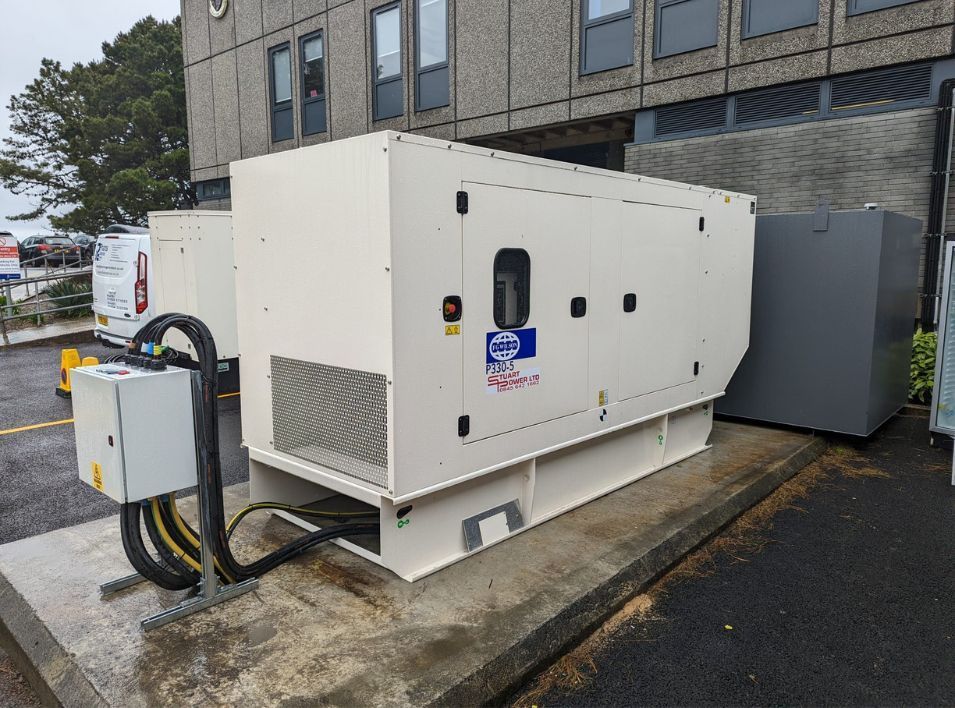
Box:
(271, 356), (389, 489)
(831, 63), (932, 110)
(655, 98), (727, 137)
(735, 83), (821, 125)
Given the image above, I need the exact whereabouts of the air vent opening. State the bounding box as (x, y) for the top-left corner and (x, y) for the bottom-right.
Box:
(654, 98), (728, 138)
(831, 63), (932, 112)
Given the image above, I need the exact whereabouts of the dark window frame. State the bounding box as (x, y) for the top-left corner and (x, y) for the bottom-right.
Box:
(414, 0), (450, 111)
(741, 0), (819, 39)
(195, 177), (232, 202)
(268, 42), (294, 142)
(653, 0), (720, 60)
(372, 1), (404, 121)
(493, 248), (531, 330)
(299, 30), (328, 135)
(580, 0), (634, 76)
(847, 0), (923, 16)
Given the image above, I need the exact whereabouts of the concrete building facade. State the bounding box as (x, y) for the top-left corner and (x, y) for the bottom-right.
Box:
(181, 0), (955, 314)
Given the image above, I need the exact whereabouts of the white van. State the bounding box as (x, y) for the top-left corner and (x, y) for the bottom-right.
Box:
(92, 224), (153, 347)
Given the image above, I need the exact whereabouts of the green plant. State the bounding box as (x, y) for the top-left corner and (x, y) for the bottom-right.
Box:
(0, 294), (20, 316)
(45, 277), (92, 318)
(910, 328), (937, 404)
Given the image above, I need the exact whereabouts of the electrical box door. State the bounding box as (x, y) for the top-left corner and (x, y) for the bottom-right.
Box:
(618, 202), (703, 400)
(462, 183), (591, 442)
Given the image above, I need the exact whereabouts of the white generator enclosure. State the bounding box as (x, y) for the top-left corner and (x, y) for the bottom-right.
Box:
(149, 210), (238, 361)
(230, 132), (756, 581)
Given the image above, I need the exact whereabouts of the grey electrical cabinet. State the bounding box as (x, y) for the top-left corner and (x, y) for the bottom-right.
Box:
(718, 209), (921, 436)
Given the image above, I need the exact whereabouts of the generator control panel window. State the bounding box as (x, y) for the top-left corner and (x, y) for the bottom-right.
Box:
(494, 249), (530, 329)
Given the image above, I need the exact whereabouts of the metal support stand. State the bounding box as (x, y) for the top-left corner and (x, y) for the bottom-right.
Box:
(100, 371), (259, 629)
(951, 436), (954, 487)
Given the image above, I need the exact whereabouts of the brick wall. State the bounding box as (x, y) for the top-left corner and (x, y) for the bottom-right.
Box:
(625, 107), (955, 300)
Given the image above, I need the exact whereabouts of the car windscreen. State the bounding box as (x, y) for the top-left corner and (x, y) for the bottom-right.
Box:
(46, 237), (74, 245)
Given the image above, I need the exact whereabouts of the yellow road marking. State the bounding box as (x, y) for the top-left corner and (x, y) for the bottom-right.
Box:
(0, 418), (75, 436)
(0, 392), (240, 436)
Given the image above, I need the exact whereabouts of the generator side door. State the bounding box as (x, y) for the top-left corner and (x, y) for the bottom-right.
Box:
(462, 182), (591, 442)
(618, 202), (703, 400)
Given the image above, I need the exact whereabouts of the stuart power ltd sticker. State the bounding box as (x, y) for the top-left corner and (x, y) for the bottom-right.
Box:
(485, 328), (540, 394)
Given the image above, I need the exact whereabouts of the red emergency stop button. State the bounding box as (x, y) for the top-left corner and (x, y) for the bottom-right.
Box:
(443, 295), (462, 322)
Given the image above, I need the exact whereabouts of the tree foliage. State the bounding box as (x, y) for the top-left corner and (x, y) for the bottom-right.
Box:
(0, 16), (194, 235)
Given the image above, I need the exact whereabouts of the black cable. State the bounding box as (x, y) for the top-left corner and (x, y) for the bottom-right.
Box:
(124, 313), (380, 585)
(119, 503), (194, 591)
(142, 501), (200, 584)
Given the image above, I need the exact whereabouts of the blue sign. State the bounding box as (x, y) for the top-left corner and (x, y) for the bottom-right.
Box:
(486, 328), (537, 364)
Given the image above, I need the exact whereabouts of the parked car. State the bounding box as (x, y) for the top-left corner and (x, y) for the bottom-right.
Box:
(17, 235), (82, 267)
(72, 234), (98, 262)
(92, 224), (153, 347)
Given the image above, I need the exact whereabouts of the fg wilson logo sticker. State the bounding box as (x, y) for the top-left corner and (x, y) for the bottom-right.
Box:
(485, 328), (540, 394)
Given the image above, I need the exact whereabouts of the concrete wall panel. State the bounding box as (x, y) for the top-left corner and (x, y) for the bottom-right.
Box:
(328, 0), (369, 139)
(294, 0), (327, 22)
(509, 0), (572, 109)
(832, 0), (954, 45)
(264, 0), (295, 36)
(642, 70), (725, 107)
(457, 112), (509, 139)
(209, 6), (236, 55)
(455, 0), (509, 119)
(830, 26), (953, 75)
(237, 39), (270, 159)
(728, 49), (828, 93)
(183, 0), (211, 65)
(211, 50), (242, 165)
(509, 101), (570, 130)
(235, 0), (264, 45)
(570, 87), (640, 119)
(187, 61), (218, 169)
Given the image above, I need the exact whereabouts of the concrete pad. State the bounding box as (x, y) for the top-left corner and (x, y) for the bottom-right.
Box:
(0, 422), (824, 707)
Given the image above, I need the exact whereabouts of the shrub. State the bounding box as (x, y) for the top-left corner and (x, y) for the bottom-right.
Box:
(45, 277), (92, 318)
(0, 294), (19, 316)
(910, 329), (937, 404)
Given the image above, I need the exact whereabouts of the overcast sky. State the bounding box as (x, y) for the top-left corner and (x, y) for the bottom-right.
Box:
(0, 0), (181, 240)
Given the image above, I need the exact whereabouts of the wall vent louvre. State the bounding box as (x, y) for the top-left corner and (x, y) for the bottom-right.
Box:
(830, 63), (932, 110)
(654, 98), (728, 137)
(735, 83), (821, 125)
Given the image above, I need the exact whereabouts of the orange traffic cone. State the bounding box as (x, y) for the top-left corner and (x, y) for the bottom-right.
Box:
(55, 349), (82, 398)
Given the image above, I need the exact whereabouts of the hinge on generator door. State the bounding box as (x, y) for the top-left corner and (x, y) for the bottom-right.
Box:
(694, 361), (700, 376)
(698, 217), (705, 232)
(456, 191), (469, 214)
(458, 415), (470, 437)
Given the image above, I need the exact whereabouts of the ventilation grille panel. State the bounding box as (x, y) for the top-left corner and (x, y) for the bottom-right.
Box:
(655, 98), (728, 137)
(271, 356), (389, 489)
(735, 83), (821, 125)
(831, 63), (932, 110)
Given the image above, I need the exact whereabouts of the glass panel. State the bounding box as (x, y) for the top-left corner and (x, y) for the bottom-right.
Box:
(375, 7), (401, 80)
(493, 249), (531, 330)
(656, 0), (719, 58)
(587, 0), (630, 20)
(271, 47), (292, 104)
(744, 0), (817, 37)
(418, 0), (447, 68)
(302, 35), (324, 99)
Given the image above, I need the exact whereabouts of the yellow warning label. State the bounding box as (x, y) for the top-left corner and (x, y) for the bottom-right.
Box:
(445, 325), (461, 336)
(724, 195), (731, 204)
(91, 462), (104, 492)
(598, 389), (609, 406)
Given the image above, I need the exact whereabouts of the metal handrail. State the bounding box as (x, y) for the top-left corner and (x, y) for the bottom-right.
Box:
(0, 268), (94, 345)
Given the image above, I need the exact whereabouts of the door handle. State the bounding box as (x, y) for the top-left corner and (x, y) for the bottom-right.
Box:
(570, 297), (587, 318)
(623, 293), (637, 312)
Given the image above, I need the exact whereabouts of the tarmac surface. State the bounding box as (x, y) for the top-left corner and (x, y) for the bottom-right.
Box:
(0, 336), (248, 706)
(517, 409), (955, 706)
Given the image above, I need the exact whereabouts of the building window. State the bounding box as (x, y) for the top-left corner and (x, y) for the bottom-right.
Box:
(847, 0), (922, 15)
(654, 0), (719, 59)
(372, 3), (403, 121)
(742, 0), (817, 38)
(493, 249), (531, 330)
(300, 32), (327, 135)
(415, 0), (449, 111)
(195, 177), (231, 202)
(581, 0), (634, 75)
(268, 43), (294, 142)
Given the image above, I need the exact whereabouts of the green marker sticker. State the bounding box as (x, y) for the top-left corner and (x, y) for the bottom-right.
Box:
(657, 434), (664, 446)
(397, 518), (411, 529)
